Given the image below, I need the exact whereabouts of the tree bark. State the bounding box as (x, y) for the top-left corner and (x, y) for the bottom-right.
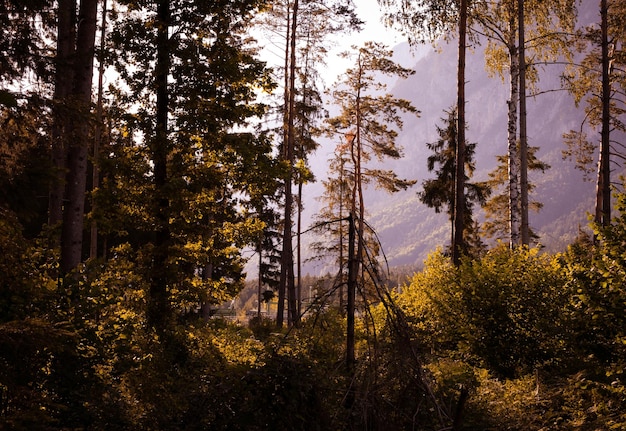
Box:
(49, 0), (76, 230)
(90, 0), (107, 259)
(507, 18), (521, 248)
(277, 3), (291, 328)
(453, 0), (467, 266)
(597, 0), (611, 226)
(60, 0), (98, 274)
(519, 0), (529, 245)
(278, 0), (299, 328)
(346, 211), (356, 371)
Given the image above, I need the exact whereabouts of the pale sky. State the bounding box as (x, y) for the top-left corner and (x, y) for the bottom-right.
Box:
(324, 0), (405, 81)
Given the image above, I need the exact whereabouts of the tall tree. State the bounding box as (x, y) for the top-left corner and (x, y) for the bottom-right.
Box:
(107, 0), (273, 330)
(323, 41), (418, 367)
(256, 0), (360, 327)
(518, 0), (529, 244)
(49, 0), (76, 229)
(379, 0), (470, 264)
(474, 0), (577, 246)
(59, 0), (99, 275)
(278, 0), (299, 328)
(454, 0), (468, 266)
(419, 107), (490, 255)
(562, 0), (626, 227)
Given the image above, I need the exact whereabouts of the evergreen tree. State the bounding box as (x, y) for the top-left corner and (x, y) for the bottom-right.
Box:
(255, 0), (360, 327)
(482, 145), (550, 243)
(323, 41), (418, 367)
(104, 0), (274, 329)
(418, 107), (490, 255)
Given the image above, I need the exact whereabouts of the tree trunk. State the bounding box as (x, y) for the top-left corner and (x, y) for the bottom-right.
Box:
(49, 0), (76, 230)
(507, 19), (521, 248)
(60, 0), (98, 274)
(277, 2), (291, 328)
(148, 0), (171, 331)
(257, 240), (262, 319)
(280, 0), (299, 328)
(519, 0), (529, 245)
(453, 0), (467, 266)
(297, 178), (303, 318)
(597, 0), (611, 226)
(346, 210), (356, 371)
(90, 0), (107, 259)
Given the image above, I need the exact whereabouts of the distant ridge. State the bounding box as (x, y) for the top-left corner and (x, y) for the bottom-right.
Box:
(293, 3), (620, 276)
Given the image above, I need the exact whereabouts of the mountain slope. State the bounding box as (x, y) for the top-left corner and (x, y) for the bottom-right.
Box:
(299, 34), (603, 274)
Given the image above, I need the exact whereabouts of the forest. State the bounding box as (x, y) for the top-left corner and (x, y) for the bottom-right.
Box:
(1, 0), (626, 429)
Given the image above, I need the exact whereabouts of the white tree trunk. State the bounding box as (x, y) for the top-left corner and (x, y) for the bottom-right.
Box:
(507, 36), (521, 247)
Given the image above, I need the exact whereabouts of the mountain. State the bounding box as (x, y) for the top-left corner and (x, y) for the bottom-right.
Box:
(297, 31), (609, 276)
(365, 37), (597, 267)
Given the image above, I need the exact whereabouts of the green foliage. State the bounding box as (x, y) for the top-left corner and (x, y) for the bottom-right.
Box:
(3, 3), (626, 430)
(418, 107), (491, 254)
(400, 246), (569, 378)
(561, 192), (626, 369)
(482, 145), (550, 243)
(0, 107), (53, 236)
(0, 0), (55, 86)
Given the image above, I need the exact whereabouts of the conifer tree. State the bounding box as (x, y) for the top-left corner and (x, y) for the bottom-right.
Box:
(106, 0), (274, 330)
(418, 107), (490, 254)
(562, 0), (626, 227)
(255, 0), (360, 327)
(323, 41), (418, 367)
(482, 145), (550, 242)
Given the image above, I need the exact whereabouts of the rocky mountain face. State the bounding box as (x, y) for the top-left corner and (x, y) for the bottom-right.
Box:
(299, 5), (620, 275)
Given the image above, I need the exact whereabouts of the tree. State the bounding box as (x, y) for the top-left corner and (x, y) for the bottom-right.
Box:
(28, 0), (100, 275)
(379, 0), (471, 264)
(419, 107), (490, 256)
(482, 145), (550, 242)
(474, 0), (577, 246)
(310, 140), (353, 310)
(323, 41), (418, 367)
(256, 0), (360, 327)
(562, 0), (626, 228)
(107, 0), (273, 330)
(0, 0), (55, 96)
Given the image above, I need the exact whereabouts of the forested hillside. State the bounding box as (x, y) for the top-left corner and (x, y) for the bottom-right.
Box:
(2, 0), (626, 429)
(364, 37), (598, 266)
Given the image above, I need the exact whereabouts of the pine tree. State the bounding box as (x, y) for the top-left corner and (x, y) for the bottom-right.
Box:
(323, 41), (418, 368)
(255, 0), (360, 327)
(482, 145), (550, 243)
(104, 0), (274, 329)
(418, 107), (490, 255)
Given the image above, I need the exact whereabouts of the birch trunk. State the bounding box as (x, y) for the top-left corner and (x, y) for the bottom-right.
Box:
(507, 30), (521, 248)
(519, 0), (529, 245)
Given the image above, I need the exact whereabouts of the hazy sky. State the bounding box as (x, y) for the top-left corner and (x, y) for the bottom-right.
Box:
(324, 0), (405, 80)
